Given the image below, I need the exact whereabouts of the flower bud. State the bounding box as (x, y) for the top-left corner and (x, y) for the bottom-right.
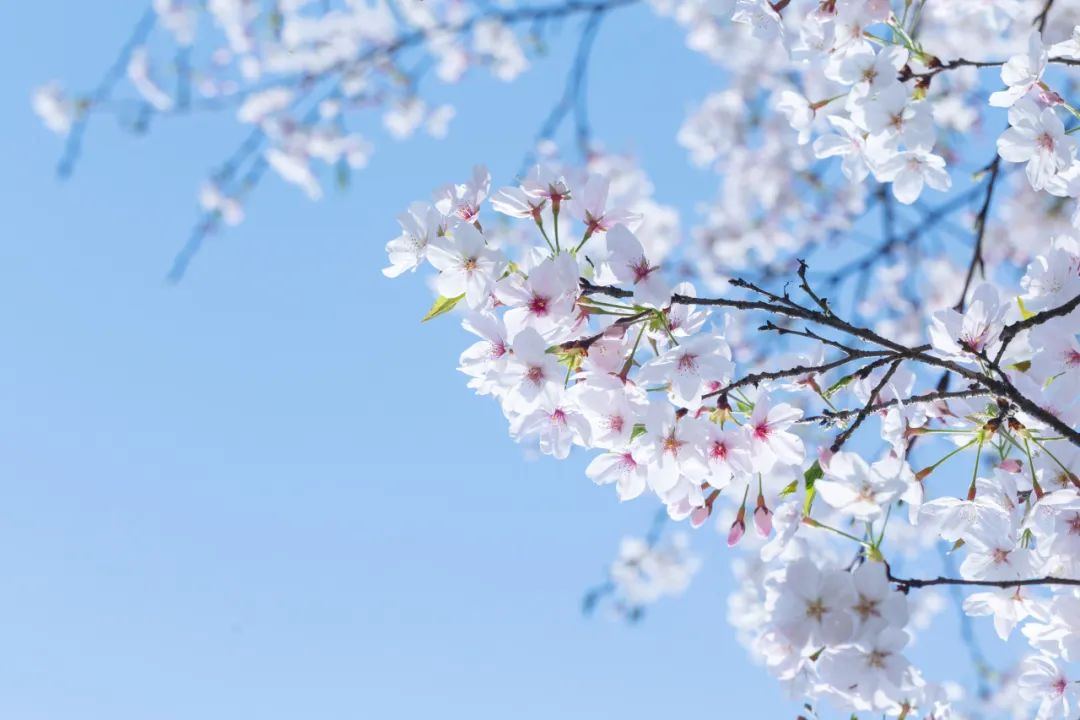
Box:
(754, 503), (773, 537)
(727, 515), (746, 546)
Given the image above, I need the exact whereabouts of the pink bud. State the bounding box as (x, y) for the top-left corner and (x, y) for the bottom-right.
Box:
(727, 517), (746, 546)
(754, 504), (773, 537)
(690, 506), (711, 528)
(998, 458), (1023, 473)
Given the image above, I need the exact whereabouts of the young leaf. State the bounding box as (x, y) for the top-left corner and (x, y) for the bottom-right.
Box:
(802, 460), (823, 515)
(421, 293), (465, 322)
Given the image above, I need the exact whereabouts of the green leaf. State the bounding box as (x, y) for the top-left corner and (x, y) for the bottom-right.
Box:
(735, 399), (753, 414)
(779, 479), (799, 497)
(822, 374), (854, 399)
(630, 423), (647, 442)
(802, 460), (823, 515)
(421, 293), (465, 322)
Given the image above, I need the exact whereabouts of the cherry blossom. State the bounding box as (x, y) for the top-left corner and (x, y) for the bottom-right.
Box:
(38, 2), (1080, 717)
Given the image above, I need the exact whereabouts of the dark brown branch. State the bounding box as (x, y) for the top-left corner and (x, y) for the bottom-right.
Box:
(580, 272), (1080, 448)
(800, 388), (990, 426)
(956, 157), (1000, 311)
(702, 353), (883, 401)
(830, 359), (901, 452)
(888, 569), (1080, 592)
(757, 321), (894, 357)
(993, 291), (1080, 364)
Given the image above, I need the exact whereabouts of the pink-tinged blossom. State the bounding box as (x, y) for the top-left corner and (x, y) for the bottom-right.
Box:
(1017, 654), (1078, 720)
(566, 175), (641, 238)
(434, 164), (490, 223)
(848, 563), (909, 638)
(861, 84), (936, 151)
(458, 311), (510, 396)
(963, 585), (1040, 640)
(576, 377), (647, 451)
(775, 90), (814, 145)
(875, 149), (952, 205)
(495, 253), (579, 340)
(772, 557), (856, 648)
(815, 452), (908, 521)
(817, 626), (910, 707)
(1021, 591), (1080, 661)
(997, 99), (1077, 191)
(586, 448), (650, 501)
(520, 166), (570, 209)
(513, 387), (591, 460)
(383, 201), (443, 278)
(1022, 236), (1080, 313)
(813, 115), (872, 183)
(637, 402), (708, 493)
(731, 0), (783, 44)
(426, 221), (506, 308)
(491, 185), (546, 220)
(638, 334), (734, 411)
(503, 327), (561, 405)
(989, 32), (1048, 108)
(828, 45), (908, 92)
(702, 424), (752, 490)
(598, 224), (671, 308)
(746, 398), (805, 472)
(928, 283), (1007, 364)
(665, 282), (708, 338)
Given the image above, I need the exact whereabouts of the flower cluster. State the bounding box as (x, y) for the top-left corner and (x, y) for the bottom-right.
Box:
(34, 1), (1080, 718)
(385, 160), (1080, 717)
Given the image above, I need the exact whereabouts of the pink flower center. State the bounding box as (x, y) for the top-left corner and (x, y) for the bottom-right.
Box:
(526, 366), (544, 385)
(608, 415), (625, 433)
(550, 408), (567, 426)
(754, 423), (771, 441)
(677, 353), (699, 373)
(631, 258), (653, 284)
(1037, 132), (1056, 151)
(528, 295), (550, 316)
(710, 442), (729, 460)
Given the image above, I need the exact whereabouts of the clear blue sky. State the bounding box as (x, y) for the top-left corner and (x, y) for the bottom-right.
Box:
(1, 3), (999, 718)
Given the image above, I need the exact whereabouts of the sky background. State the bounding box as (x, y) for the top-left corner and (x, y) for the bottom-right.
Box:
(1, 3), (1005, 718)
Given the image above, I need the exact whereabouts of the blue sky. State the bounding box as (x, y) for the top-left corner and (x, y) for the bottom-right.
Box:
(0, 3), (1007, 718)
